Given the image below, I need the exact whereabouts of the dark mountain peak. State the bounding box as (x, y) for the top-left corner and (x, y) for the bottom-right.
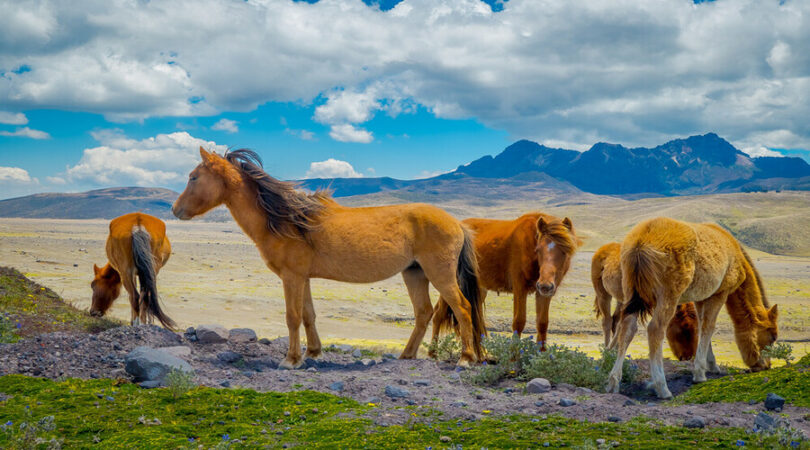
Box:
(656, 133), (744, 166)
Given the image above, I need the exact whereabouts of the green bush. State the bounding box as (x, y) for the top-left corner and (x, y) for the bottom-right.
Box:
(0, 313), (19, 343)
(165, 369), (196, 399)
(762, 342), (794, 364)
(465, 333), (640, 391)
(423, 334), (461, 362)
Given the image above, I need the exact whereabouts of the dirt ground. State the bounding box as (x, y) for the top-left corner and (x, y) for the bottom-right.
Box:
(1, 218), (808, 367)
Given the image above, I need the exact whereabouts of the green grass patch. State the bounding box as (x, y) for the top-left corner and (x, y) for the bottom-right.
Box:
(1, 375), (802, 448)
(677, 352), (810, 407)
(0, 267), (121, 338)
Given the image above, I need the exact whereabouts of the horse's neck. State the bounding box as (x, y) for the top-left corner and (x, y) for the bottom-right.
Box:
(224, 182), (278, 248)
(726, 263), (765, 331)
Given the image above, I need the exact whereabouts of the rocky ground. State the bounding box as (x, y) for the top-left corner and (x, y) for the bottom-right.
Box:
(1, 324), (808, 436)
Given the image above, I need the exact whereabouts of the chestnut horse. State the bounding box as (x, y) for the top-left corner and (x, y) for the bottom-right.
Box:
(91, 212), (175, 329)
(173, 148), (485, 368)
(432, 213), (581, 350)
(592, 242), (698, 361)
(607, 217), (778, 399)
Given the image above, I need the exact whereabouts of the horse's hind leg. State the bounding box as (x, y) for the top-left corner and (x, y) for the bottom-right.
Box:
(122, 273), (140, 325)
(605, 310), (638, 393)
(595, 293), (613, 347)
(422, 260), (476, 366)
(401, 266), (433, 359)
(647, 300), (678, 399)
(693, 292), (727, 383)
(302, 280), (322, 359)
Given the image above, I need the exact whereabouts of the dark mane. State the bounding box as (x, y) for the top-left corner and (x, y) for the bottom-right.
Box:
(225, 149), (331, 239)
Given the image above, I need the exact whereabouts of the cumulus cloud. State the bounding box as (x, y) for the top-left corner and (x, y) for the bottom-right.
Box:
(305, 158), (363, 179)
(0, 127), (50, 139)
(60, 130), (227, 187)
(1, 0), (809, 149)
(0, 166), (34, 182)
(0, 111), (28, 125)
(0, 166), (39, 199)
(211, 118), (238, 133)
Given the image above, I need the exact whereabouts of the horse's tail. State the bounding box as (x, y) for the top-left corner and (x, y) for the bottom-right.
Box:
(132, 226), (175, 330)
(621, 241), (665, 322)
(740, 247), (768, 307)
(433, 227), (486, 360)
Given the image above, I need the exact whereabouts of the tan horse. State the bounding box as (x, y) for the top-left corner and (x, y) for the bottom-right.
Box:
(432, 213), (581, 350)
(172, 148), (486, 368)
(607, 217), (778, 399)
(592, 242), (698, 361)
(91, 212), (175, 328)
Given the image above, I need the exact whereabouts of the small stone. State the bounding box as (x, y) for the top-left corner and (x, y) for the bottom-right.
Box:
(307, 367), (317, 372)
(217, 351), (243, 364)
(138, 380), (162, 389)
(558, 398), (576, 407)
(440, 436), (451, 443)
(196, 324), (229, 344)
(366, 396), (382, 404)
(764, 393), (785, 411)
(683, 416), (706, 429)
(755, 412), (777, 431)
(219, 380), (231, 388)
(451, 401), (467, 407)
(338, 344), (353, 352)
(623, 399), (637, 407)
(413, 379), (431, 387)
(383, 353), (398, 360)
(328, 381), (344, 392)
(385, 385), (410, 398)
(534, 401), (545, 407)
(449, 372), (461, 381)
(361, 358), (376, 367)
(608, 416), (622, 423)
(105, 396), (115, 402)
(596, 439), (606, 445)
(526, 378), (552, 394)
(406, 399), (417, 406)
(352, 349), (363, 358)
(258, 338), (271, 345)
(229, 328), (257, 343)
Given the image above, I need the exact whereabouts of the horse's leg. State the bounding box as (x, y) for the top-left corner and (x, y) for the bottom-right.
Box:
(692, 292), (727, 383)
(279, 276), (307, 370)
(647, 300), (678, 399)
(428, 296), (446, 358)
(535, 292), (552, 350)
(122, 272), (139, 325)
(706, 342), (724, 374)
(422, 260), (476, 366)
(400, 266), (433, 359)
(595, 292), (614, 347)
(511, 287), (527, 336)
(606, 311), (639, 393)
(302, 279), (322, 359)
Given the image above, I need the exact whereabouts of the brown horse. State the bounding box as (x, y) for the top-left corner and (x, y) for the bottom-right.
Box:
(606, 217), (778, 399)
(91, 212), (175, 329)
(432, 213), (581, 350)
(172, 148), (485, 368)
(592, 242), (698, 361)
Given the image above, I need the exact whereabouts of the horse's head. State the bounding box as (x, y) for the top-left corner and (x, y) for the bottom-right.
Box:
(749, 304), (779, 371)
(534, 216), (582, 297)
(173, 147), (236, 220)
(90, 263), (121, 317)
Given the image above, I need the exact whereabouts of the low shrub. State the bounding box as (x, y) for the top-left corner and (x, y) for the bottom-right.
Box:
(423, 334), (461, 362)
(762, 342), (794, 365)
(165, 369), (196, 399)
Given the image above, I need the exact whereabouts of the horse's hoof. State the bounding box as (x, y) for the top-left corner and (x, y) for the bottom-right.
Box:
(279, 357), (304, 370)
(456, 358), (472, 368)
(305, 349), (322, 359)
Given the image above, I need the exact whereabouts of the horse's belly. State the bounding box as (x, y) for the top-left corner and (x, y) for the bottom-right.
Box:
(310, 250), (413, 283)
(680, 267), (723, 303)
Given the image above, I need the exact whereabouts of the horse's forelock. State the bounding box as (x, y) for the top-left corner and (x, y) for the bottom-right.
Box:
(539, 220), (579, 256)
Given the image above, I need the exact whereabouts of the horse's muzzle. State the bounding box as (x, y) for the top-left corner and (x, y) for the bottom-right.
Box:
(536, 282), (556, 297)
(89, 310), (103, 317)
(172, 205), (190, 220)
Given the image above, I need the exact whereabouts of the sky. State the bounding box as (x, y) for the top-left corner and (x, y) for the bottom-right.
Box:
(1, 0), (809, 199)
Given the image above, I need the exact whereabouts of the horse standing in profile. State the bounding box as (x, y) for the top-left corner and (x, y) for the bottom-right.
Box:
(592, 242), (698, 361)
(606, 217), (778, 399)
(432, 213), (581, 351)
(172, 148), (485, 369)
(90, 212), (175, 329)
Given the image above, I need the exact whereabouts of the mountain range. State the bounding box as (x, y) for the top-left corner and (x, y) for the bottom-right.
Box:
(1, 133), (808, 220)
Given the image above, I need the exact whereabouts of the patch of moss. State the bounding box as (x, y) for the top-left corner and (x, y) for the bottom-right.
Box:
(677, 354), (810, 407)
(0, 375), (802, 448)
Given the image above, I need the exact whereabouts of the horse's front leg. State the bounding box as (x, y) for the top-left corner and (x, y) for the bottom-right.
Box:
(511, 287), (528, 336)
(302, 279), (322, 359)
(693, 292), (727, 383)
(279, 276), (307, 369)
(535, 292), (552, 350)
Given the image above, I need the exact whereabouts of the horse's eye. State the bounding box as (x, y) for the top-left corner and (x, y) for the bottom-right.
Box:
(189, 176), (197, 182)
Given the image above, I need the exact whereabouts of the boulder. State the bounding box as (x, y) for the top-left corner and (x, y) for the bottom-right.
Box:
(384, 385), (410, 398)
(328, 381), (344, 392)
(754, 412), (777, 431)
(217, 351), (243, 364)
(526, 378), (552, 394)
(125, 346), (194, 385)
(196, 324), (228, 344)
(413, 379), (431, 387)
(558, 398), (576, 407)
(160, 346), (191, 358)
(764, 393), (785, 411)
(229, 328), (257, 343)
(683, 416), (706, 429)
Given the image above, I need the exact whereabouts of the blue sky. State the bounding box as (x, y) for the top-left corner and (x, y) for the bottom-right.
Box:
(1, 0), (809, 198)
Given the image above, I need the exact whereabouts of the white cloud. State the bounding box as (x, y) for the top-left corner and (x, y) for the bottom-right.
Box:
(0, 166), (34, 182)
(60, 131), (227, 187)
(0, 127), (50, 139)
(0, 111), (28, 125)
(284, 128), (316, 141)
(740, 146), (783, 158)
(1, 1), (810, 149)
(328, 124), (374, 143)
(211, 118), (238, 133)
(0, 166), (40, 199)
(305, 158), (363, 179)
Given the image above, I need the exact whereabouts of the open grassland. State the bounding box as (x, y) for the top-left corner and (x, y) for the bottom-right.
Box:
(0, 190), (808, 369)
(0, 375), (803, 449)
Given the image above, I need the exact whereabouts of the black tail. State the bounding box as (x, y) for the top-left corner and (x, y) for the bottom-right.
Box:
(132, 227), (175, 330)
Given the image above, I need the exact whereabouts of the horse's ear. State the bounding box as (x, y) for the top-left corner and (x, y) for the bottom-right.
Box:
(536, 217), (547, 233)
(562, 217), (574, 231)
(93, 264), (100, 275)
(199, 146), (214, 163)
(768, 304), (778, 321)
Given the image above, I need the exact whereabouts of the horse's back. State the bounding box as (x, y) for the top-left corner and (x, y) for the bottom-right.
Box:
(109, 212), (166, 238)
(106, 213), (168, 272)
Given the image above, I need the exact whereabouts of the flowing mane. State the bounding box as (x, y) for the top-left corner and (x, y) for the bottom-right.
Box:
(536, 214), (581, 255)
(225, 149), (331, 239)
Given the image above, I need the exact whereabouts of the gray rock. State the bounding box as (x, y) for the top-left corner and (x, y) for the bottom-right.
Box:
(125, 346), (194, 383)
(608, 416), (622, 423)
(683, 416), (706, 429)
(451, 401), (467, 407)
(558, 398), (576, 407)
(413, 379), (431, 387)
(352, 349), (363, 358)
(161, 346), (191, 358)
(384, 385), (410, 398)
(382, 353), (398, 360)
(449, 372), (461, 382)
(623, 399), (637, 407)
(196, 324), (229, 344)
(361, 358), (376, 367)
(138, 380), (162, 389)
(217, 351), (243, 364)
(328, 381), (344, 392)
(754, 412), (777, 431)
(764, 393), (785, 411)
(258, 338), (271, 345)
(219, 380), (231, 388)
(534, 401), (545, 407)
(229, 328), (257, 343)
(338, 344), (353, 352)
(526, 378), (552, 394)
(367, 396), (382, 404)
(557, 383), (575, 391)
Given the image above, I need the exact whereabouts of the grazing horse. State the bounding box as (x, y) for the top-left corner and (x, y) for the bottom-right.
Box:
(172, 148), (485, 368)
(606, 217), (778, 399)
(432, 213), (581, 351)
(592, 242), (698, 361)
(90, 212), (175, 329)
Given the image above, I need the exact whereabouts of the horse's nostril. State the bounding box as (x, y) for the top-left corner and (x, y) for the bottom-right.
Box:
(537, 283), (556, 294)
